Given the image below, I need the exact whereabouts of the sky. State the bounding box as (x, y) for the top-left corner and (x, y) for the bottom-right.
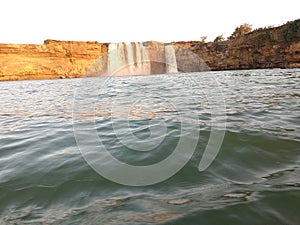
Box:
(0, 0), (299, 44)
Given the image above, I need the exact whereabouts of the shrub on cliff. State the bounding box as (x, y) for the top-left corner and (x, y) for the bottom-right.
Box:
(66, 51), (72, 58)
(214, 34), (225, 42)
(44, 39), (51, 44)
(229, 23), (252, 40)
(200, 36), (207, 43)
(285, 20), (300, 45)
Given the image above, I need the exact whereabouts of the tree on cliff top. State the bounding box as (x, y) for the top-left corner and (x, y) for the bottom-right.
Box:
(214, 34), (225, 42)
(200, 36), (207, 43)
(229, 23), (252, 40)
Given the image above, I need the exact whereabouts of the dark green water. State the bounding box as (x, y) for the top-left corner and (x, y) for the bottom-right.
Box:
(0, 69), (299, 224)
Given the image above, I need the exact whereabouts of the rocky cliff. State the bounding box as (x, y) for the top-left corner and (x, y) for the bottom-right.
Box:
(0, 40), (108, 81)
(0, 19), (299, 81)
(173, 19), (300, 70)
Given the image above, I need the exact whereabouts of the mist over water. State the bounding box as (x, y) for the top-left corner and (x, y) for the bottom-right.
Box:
(0, 69), (299, 224)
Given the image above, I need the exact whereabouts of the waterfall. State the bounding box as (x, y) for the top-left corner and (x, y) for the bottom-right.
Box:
(165, 45), (178, 73)
(107, 43), (126, 76)
(87, 41), (206, 77)
(107, 42), (150, 76)
(136, 42), (150, 75)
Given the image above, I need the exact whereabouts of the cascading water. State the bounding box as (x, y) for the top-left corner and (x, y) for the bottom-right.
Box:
(107, 42), (150, 76)
(87, 41), (205, 77)
(165, 45), (178, 73)
(136, 42), (150, 74)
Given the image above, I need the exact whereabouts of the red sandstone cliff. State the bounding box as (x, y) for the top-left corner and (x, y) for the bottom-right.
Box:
(0, 40), (108, 81)
(0, 20), (299, 81)
(174, 19), (300, 70)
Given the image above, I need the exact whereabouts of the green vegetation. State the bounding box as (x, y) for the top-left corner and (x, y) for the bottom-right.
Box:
(285, 20), (300, 45)
(229, 23), (252, 40)
(44, 39), (51, 44)
(214, 34), (225, 42)
(215, 44), (227, 52)
(66, 51), (72, 58)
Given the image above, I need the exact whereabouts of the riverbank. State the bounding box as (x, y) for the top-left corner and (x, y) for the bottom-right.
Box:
(0, 19), (299, 81)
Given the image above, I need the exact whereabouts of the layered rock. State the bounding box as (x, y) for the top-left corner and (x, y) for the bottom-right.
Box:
(0, 19), (299, 81)
(173, 19), (300, 70)
(0, 40), (108, 81)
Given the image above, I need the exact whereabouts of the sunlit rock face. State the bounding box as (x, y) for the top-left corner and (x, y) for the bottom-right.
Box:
(1, 19), (299, 81)
(0, 40), (109, 81)
(173, 19), (300, 71)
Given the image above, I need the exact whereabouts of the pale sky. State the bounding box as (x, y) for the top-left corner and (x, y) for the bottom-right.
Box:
(0, 0), (299, 44)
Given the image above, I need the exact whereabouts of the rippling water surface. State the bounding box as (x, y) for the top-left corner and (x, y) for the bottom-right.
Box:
(0, 69), (299, 224)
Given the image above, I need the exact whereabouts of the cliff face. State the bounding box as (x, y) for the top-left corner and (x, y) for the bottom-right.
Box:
(0, 20), (299, 81)
(0, 40), (108, 81)
(173, 19), (300, 70)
